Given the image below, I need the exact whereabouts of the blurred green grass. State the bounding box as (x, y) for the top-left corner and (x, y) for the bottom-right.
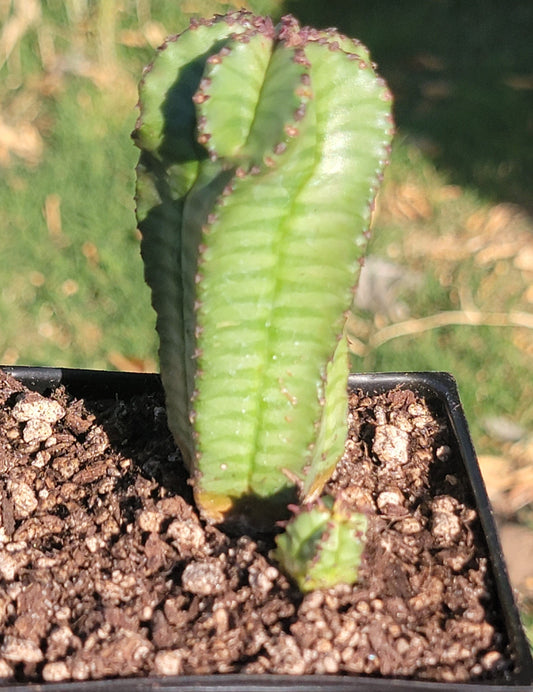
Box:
(1, 3), (531, 457)
(1, 0), (532, 637)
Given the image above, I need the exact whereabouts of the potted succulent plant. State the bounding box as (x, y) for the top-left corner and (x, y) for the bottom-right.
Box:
(0, 366), (531, 689)
(133, 9), (393, 556)
(0, 9), (531, 690)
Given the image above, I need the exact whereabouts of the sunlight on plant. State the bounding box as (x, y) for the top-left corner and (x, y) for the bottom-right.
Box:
(0, 0), (531, 638)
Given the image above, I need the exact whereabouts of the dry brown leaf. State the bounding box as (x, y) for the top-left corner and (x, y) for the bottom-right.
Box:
(513, 330), (533, 357)
(1, 348), (19, 365)
(484, 203), (524, 236)
(434, 185), (462, 202)
(118, 29), (147, 48)
(402, 233), (471, 262)
(142, 21), (167, 49)
(78, 323), (103, 348)
(75, 64), (137, 101)
(504, 74), (533, 91)
(523, 286), (533, 305)
(29, 271), (45, 287)
(82, 242), (100, 267)
(44, 194), (62, 237)
(466, 204), (526, 241)
(514, 246), (533, 273)
(479, 439), (533, 516)
(507, 468), (533, 513)
(465, 209), (487, 234)
(0, 115), (43, 167)
(512, 438), (533, 469)
(498, 523), (533, 595)
(475, 240), (524, 265)
(61, 279), (79, 297)
(385, 182), (432, 222)
(478, 454), (515, 496)
(107, 352), (157, 373)
(0, 0), (41, 71)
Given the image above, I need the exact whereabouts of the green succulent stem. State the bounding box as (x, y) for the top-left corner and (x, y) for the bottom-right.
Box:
(273, 496), (368, 592)
(134, 10), (393, 535)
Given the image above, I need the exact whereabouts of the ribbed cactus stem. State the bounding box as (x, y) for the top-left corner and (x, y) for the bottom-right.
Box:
(273, 496), (368, 592)
(134, 11), (393, 531)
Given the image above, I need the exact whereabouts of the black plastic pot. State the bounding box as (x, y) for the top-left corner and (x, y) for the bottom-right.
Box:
(1, 366), (532, 692)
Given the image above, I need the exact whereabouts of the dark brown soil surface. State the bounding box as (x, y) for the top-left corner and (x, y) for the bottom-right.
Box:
(0, 368), (511, 684)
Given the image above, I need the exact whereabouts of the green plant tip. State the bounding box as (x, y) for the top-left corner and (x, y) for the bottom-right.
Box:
(273, 496), (368, 592)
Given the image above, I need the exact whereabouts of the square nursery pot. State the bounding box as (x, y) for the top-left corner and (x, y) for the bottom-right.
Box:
(0, 366), (532, 692)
